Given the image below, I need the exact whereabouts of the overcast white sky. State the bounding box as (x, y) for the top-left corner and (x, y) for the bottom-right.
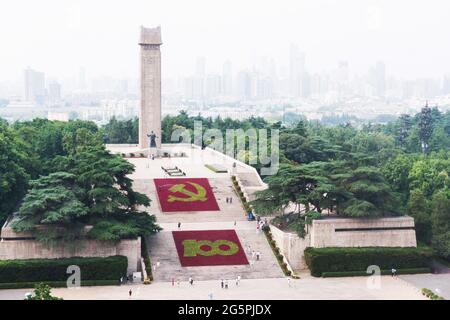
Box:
(0, 0), (449, 82)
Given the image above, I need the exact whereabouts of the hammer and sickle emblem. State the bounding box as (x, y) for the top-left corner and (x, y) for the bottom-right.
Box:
(167, 182), (208, 203)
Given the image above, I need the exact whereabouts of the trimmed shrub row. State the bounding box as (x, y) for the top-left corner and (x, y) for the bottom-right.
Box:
(205, 164), (227, 173)
(231, 176), (252, 214)
(304, 247), (433, 277)
(263, 227), (292, 277)
(422, 288), (446, 300)
(141, 236), (153, 284)
(322, 268), (431, 278)
(0, 280), (119, 290)
(0, 256), (127, 283)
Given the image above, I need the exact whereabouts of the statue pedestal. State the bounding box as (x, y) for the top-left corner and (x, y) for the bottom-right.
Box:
(148, 147), (159, 158)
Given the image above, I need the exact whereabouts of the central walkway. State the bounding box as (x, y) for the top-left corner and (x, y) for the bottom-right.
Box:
(123, 149), (282, 282)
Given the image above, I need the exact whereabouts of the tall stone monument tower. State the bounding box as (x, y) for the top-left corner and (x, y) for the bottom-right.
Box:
(139, 26), (162, 150)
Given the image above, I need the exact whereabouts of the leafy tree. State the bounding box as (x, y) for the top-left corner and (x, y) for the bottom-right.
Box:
(11, 172), (89, 244)
(12, 141), (159, 243)
(408, 158), (450, 197)
(397, 114), (413, 147)
(430, 190), (450, 259)
(382, 154), (415, 202)
(0, 122), (31, 223)
(407, 189), (432, 244)
(418, 105), (434, 154)
(251, 163), (332, 215)
(279, 134), (333, 164)
(25, 283), (62, 300)
(330, 164), (402, 217)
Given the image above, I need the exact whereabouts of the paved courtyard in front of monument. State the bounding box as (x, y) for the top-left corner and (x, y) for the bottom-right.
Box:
(0, 276), (426, 300)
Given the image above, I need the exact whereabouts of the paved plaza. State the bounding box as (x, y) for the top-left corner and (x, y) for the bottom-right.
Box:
(0, 144), (436, 301)
(0, 276), (426, 300)
(400, 274), (450, 299)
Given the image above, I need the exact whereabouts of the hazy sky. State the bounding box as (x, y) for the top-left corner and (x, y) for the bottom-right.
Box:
(1, 0), (449, 82)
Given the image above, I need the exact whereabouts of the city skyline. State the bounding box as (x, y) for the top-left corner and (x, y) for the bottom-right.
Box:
(1, 0), (450, 83)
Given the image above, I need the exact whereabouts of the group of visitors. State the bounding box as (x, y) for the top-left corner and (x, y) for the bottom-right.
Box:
(119, 275), (134, 285)
(220, 275), (241, 289)
(245, 244), (262, 262)
(255, 216), (267, 234)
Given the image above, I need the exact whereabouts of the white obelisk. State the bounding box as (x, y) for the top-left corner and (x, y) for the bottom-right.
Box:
(139, 26), (162, 152)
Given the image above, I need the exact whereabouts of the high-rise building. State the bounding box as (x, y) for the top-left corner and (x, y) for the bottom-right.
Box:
(195, 57), (206, 77)
(205, 74), (221, 99)
(222, 60), (233, 96)
(236, 70), (251, 100)
(47, 81), (62, 106)
(289, 44), (306, 97)
(24, 67), (45, 105)
(442, 75), (450, 95)
(78, 67), (87, 91)
(369, 61), (386, 98)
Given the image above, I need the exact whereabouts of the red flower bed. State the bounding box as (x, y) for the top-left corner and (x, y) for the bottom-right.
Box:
(172, 230), (249, 267)
(154, 178), (220, 212)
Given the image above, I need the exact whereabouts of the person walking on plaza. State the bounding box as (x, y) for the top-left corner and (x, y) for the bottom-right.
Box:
(221, 279), (224, 289)
(391, 268), (397, 277)
(189, 277), (194, 286)
(256, 251), (261, 261)
(129, 289), (132, 298)
(172, 277), (175, 286)
(225, 280), (229, 289)
(177, 222), (181, 230)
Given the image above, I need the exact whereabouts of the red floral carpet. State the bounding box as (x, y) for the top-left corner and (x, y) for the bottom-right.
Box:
(154, 178), (220, 212)
(172, 230), (249, 267)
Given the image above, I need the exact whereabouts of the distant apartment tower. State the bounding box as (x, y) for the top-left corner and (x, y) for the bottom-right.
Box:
(369, 61), (386, 98)
(205, 74), (222, 99)
(289, 44), (306, 97)
(222, 60), (233, 96)
(78, 67), (87, 91)
(24, 67), (45, 105)
(236, 70), (251, 100)
(443, 75), (450, 95)
(47, 81), (62, 106)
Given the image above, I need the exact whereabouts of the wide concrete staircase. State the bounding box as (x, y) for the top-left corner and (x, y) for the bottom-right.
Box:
(146, 227), (283, 282)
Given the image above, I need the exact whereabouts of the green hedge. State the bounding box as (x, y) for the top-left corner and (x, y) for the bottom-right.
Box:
(263, 228), (291, 276)
(0, 280), (119, 290)
(304, 247), (433, 277)
(422, 288), (446, 300)
(141, 237), (153, 282)
(0, 256), (127, 283)
(322, 268), (431, 278)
